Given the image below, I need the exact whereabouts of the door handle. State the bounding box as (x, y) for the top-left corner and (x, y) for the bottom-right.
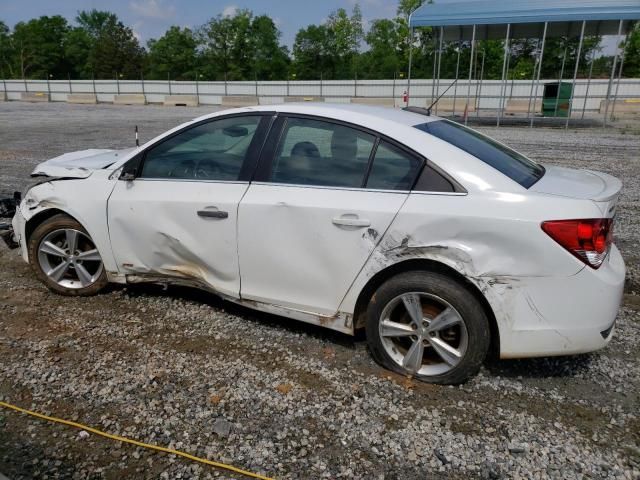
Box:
(197, 209), (228, 219)
(332, 215), (371, 228)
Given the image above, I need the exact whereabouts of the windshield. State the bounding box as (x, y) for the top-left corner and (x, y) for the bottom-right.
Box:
(414, 120), (545, 188)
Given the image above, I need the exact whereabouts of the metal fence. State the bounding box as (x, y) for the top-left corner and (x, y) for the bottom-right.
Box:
(2, 77), (639, 125)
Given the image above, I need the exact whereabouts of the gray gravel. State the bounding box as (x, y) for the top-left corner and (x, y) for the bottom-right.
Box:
(0, 102), (639, 479)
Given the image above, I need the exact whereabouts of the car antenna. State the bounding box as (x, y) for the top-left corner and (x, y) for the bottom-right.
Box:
(425, 78), (458, 116)
(135, 125), (139, 147)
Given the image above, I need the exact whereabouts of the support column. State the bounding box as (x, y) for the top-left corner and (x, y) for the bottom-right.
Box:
(610, 32), (628, 120)
(553, 46), (568, 117)
(565, 21), (586, 129)
(497, 23), (511, 127)
(476, 49), (485, 118)
(452, 36), (462, 116)
(431, 28), (439, 104)
(603, 20), (624, 127)
(530, 22), (548, 128)
(581, 22), (600, 120)
(407, 27), (414, 102)
(464, 25), (476, 125)
(435, 26), (444, 116)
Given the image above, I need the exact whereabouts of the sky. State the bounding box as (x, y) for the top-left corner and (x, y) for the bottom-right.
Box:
(0, 0), (397, 48)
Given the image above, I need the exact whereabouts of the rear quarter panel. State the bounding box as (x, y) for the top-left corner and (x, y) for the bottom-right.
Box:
(339, 188), (604, 317)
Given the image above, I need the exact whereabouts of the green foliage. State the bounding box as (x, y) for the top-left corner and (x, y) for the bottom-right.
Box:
(0, 1), (627, 82)
(293, 5), (363, 79)
(622, 22), (640, 77)
(147, 26), (197, 80)
(9, 15), (70, 79)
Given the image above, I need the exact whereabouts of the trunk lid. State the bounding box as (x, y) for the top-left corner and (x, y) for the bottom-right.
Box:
(31, 148), (136, 178)
(531, 165), (621, 217)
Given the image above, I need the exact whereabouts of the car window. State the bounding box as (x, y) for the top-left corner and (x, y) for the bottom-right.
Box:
(140, 116), (261, 180)
(270, 118), (375, 188)
(414, 120), (545, 188)
(366, 141), (422, 191)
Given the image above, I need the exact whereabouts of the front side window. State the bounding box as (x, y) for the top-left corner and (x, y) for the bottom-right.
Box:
(140, 116), (261, 180)
(414, 120), (545, 188)
(366, 141), (422, 191)
(270, 118), (376, 188)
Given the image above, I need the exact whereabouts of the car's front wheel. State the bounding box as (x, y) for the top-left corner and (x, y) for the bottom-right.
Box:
(366, 271), (490, 385)
(28, 214), (108, 296)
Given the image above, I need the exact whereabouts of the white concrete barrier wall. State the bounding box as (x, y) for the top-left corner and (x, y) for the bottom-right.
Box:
(1, 79), (639, 112)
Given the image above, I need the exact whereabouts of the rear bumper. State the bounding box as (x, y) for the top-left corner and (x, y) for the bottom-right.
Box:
(484, 245), (625, 358)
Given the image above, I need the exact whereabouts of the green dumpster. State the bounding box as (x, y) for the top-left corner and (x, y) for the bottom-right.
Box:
(542, 82), (573, 117)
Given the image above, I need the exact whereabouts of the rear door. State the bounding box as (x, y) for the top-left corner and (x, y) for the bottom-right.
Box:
(237, 115), (423, 316)
(108, 114), (271, 297)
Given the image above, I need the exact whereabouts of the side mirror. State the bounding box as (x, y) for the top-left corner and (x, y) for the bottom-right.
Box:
(119, 152), (143, 181)
(120, 171), (136, 181)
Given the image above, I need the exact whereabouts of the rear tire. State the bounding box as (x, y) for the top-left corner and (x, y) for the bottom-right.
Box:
(28, 214), (108, 296)
(366, 271), (490, 385)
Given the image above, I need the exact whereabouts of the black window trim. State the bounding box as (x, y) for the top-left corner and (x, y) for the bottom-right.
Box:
(253, 112), (449, 192)
(121, 111), (276, 182)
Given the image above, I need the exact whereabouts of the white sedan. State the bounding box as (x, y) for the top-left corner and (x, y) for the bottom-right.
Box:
(7, 104), (625, 384)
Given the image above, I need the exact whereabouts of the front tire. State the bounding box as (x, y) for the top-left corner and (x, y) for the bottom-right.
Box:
(366, 271), (490, 385)
(28, 214), (108, 296)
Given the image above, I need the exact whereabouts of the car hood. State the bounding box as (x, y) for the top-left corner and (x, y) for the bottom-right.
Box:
(31, 148), (137, 178)
(530, 165), (622, 202)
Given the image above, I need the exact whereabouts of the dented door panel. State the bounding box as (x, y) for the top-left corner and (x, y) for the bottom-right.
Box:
(238, 184), (407, 316)
(107, 179), (248, 297)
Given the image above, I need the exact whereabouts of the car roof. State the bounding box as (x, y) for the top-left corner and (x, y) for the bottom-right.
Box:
(196, 103), (442, 129)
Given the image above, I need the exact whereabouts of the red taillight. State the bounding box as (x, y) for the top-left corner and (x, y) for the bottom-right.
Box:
(541, 218), (613, 269)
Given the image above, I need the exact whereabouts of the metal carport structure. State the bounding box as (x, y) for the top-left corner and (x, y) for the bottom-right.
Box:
(407, 0), (640, 127)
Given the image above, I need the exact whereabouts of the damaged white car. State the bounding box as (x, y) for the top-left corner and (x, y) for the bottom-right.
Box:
(4, 104), (625, 384)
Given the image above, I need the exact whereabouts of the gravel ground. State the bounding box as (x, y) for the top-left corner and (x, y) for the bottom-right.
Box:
(0, 102), (639, 479)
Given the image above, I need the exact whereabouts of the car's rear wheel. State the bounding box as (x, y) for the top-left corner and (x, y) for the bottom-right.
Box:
(28, 214), (107, 296)
(366, 271), (490, 385)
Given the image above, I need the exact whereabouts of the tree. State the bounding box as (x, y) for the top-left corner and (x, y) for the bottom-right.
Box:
(76, 9), (117, 38)
(249, 15), (289, 80)
(199, 9), (252, 80)
(360, 19), (402, 79)
(147, 26), (197, 80)
(199, 9), (289, 80)
(79, 11), (145, 78)
(9, 16), (70, 79)
(621, 23), (639, 77)
(64, 27), (93, 78)
(0, 21), (14, 78)
(293, 25), (334, 79)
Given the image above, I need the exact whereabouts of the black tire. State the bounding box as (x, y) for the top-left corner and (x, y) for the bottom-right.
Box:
(366, 271), (490, 385)
(28, 213), (108, 296)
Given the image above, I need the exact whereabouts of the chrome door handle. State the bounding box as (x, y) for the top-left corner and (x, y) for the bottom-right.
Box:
(197, 209), (228, 219)
(332, 215), (371, 228)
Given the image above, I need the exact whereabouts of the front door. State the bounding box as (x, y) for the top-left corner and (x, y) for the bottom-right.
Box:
(238, 116), (422, 316)
(108, 114), (270, 297)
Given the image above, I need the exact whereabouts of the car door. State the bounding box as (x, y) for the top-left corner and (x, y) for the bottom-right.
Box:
(237, 115), (424, 316)
(107, 114), (271, 297)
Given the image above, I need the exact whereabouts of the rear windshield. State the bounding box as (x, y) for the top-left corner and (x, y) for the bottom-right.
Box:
(414, 120), (545, 188)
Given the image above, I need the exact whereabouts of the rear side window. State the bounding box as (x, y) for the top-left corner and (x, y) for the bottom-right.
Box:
(270, 118), (375, 188)
(414, 120), (544, 188)
(366, 141), (422, 191)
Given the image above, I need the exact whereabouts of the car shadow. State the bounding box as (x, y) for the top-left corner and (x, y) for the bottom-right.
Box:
(483, 353), (595, 379)
(116, 283), (361, 350)
(103, 283), (598, 381)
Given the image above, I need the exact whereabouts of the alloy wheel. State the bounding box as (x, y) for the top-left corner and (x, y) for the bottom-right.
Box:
(378, 292), (468, 376)
(37, 228), (103, 289)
